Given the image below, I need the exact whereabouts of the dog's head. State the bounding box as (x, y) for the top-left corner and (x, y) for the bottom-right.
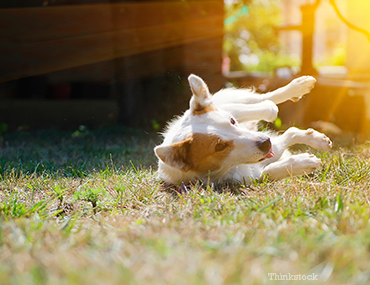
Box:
(154, 74), (274, 181)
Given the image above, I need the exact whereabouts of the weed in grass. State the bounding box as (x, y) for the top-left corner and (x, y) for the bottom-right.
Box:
(52, 185), (66, 205)
(73, 187), (103, 213)
(0, 192), (51, 219)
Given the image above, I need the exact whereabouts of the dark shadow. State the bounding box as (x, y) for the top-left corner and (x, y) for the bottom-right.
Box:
(0, 127), (160, 179)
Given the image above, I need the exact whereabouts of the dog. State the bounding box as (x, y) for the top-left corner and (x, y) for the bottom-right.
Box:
(154, 74), (332, 185)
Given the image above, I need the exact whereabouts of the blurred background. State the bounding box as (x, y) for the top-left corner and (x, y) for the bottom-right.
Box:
(0, 0), (370, 138)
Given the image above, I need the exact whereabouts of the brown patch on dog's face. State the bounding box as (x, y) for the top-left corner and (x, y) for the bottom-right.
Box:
(192, 104), (218, 116)
(155, 133), (234, 173)
(186, 133), (234, 173)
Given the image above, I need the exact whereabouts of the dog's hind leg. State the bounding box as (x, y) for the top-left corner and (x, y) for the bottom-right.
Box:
(261, 127), (332, 165)
(263, 76), (316, 104)
(220, 100), (278, 123)
(212, 76), (316, 106)
(212, 88), (267, 105)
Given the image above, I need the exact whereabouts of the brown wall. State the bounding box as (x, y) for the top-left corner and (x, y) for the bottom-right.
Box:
(0, 0), (224, 130)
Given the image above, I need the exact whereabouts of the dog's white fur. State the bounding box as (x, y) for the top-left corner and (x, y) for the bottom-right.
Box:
(154, 74), (332, 185)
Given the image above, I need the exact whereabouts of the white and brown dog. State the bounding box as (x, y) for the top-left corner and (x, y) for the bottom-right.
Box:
(154, 74), (332, 185)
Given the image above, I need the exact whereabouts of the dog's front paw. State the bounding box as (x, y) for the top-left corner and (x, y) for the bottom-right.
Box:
(305, 128), (332, 151)
(289, 153), (322, 175)
(288, 76), (316, 102)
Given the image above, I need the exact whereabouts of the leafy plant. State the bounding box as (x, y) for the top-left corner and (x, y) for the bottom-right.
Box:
(224, 0), (300, 73)
(52, 185), (66, 205)
(73, 187), (107, 213)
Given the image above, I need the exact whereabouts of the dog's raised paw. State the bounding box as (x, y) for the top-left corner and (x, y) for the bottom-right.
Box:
(288, 76), (316, 102)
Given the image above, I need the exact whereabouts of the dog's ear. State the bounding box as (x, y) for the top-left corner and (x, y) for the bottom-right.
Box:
(188, 74), (212, 113)
(154, 138), (193, 172)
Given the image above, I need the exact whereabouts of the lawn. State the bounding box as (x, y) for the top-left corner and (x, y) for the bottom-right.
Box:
(1, 127), (370, 285)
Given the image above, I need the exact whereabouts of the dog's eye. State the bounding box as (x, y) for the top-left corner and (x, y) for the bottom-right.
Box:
(215, 142), (228, 152)
(230, 118), (236, 125)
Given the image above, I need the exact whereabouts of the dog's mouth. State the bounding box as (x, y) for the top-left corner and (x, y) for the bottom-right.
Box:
(259, 148), (275, 161)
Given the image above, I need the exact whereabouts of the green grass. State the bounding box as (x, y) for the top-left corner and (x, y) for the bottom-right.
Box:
(1, 127), (370, 284)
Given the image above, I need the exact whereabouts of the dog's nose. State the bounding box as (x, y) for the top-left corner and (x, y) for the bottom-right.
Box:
(256, 137), (271, 153)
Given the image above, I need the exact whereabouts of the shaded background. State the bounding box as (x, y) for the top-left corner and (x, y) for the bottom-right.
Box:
(0, 0), (225, 131)
(1, 0), (370, 138)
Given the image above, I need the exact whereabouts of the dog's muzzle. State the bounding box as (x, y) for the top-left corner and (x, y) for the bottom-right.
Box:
(257, 138), (274, 161)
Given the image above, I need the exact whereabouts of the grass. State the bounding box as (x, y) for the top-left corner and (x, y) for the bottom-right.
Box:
(1, 127), (370, 284)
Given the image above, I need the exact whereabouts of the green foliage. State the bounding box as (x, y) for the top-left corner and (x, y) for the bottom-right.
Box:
(151, 119), (161, 131)
(224, 0), (300, 73)
(0, 192), (50, 218)
(274, 116), (282, 129)
(316, 43), (347, 67)
(52, 185), (66, 204)
(0, 123), (8, 135)
(73, 187), (107, 212)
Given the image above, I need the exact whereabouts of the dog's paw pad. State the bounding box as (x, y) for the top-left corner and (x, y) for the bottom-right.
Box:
(306, 128), (314, 135)
(320, 135), (332, 149)
(322, 136), (332, 148)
